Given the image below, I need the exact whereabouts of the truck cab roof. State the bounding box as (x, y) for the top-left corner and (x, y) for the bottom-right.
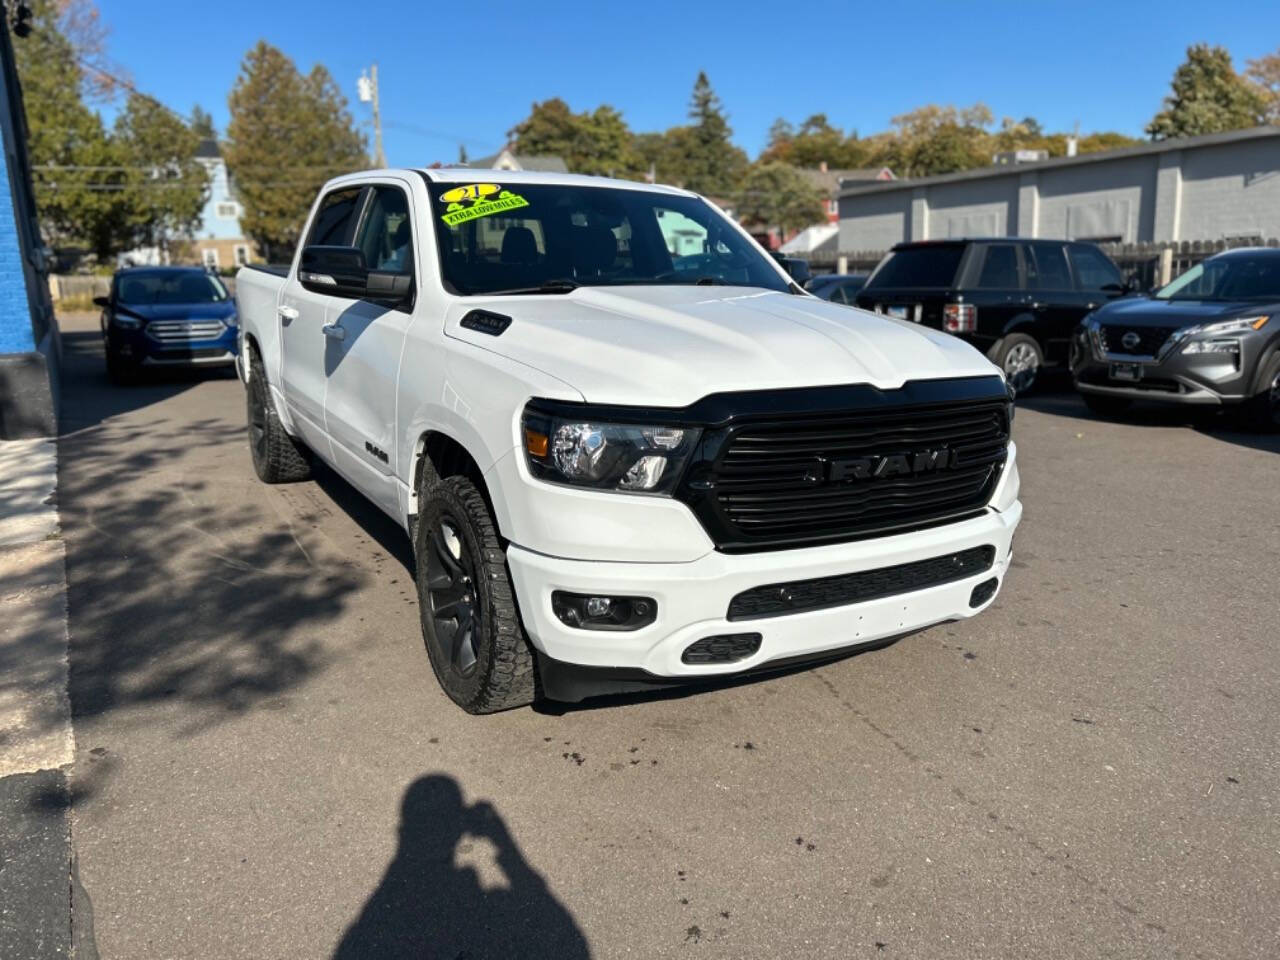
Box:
(321, 166), (698, 200)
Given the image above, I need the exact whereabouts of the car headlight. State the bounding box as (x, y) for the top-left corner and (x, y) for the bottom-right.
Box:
(225, 312), (239, 327)
(111, 314), (141, 329)
(1176, 316), (1267, 354)
(522, 405), (701, 495)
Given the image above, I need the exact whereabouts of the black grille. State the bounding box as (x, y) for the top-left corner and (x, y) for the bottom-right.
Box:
(1100, 325), (1177, 356)
(697, 396), (1009, 551)
(727, 545), (997, 621)
(682, 633), (763, 664)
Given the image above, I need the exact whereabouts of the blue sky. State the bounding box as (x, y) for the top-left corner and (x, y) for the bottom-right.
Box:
(96, 0), (1277, 165)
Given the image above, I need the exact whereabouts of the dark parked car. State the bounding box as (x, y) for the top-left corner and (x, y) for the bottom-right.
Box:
(1071, 247), (1280, 430)
(805, 273), (868, 304)
(854, 238), (1132, 393)
(95, 267), (239, 384)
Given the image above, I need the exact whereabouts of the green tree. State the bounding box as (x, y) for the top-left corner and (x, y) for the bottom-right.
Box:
(1147, 44), (1266, 139)
(735, 163), (825, 235)
(508, 98), (641, 177)
(13, 0), (133, 258)
(190, 105), (216, 139)
(113, 93), (210, 257)
(761, 114), (871, 170)
(225, 42), (367, 260)
(665, 72), (747, 196)
(1244, 47), (1280, 123)
(875, 103), (993, 177)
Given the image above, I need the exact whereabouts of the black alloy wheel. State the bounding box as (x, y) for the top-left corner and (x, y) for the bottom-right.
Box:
(423, 517), (480, 677)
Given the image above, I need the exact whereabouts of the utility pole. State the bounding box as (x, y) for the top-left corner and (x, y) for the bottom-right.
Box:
(357, 64), (386, 168)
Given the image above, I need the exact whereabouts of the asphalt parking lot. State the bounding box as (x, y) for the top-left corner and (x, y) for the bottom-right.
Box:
(53, 310), (1280, 959)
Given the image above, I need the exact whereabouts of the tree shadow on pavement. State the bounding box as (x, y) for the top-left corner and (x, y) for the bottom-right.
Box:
(1017, 388), (1280, 456)
(54, 318), (363, 739)
(333, 774), (590, 960)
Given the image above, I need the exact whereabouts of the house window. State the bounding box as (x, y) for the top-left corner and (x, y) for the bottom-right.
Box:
(202, 248), (219, 269)
(234, 244), (250, 266)
(216, 202), (238, 219)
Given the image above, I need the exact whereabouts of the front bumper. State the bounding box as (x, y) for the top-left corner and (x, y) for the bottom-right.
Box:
(507, 495), (1021, 683)
(1071, 325), (1267, 405)
(107, 325), (239, 368)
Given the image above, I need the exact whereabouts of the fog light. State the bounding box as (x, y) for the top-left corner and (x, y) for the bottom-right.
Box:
(969, 577), (999, 608)
(552, 591), (657, 631)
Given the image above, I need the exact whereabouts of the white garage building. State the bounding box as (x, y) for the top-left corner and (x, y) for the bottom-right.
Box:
(837, 126), (1280, 255)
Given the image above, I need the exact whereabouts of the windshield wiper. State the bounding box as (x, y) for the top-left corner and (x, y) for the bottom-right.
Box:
(486, 279), (579, 296)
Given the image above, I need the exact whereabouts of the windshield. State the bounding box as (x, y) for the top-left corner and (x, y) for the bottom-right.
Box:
(428, 181), (790, 296)
(864, 245), (965, 289)
(1155, 254), (1280, 302)
(116, 271), (229, 305)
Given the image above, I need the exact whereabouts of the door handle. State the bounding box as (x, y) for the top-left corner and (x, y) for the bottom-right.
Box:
(278, 305), (299, 322)
(321, 322), (346, 341)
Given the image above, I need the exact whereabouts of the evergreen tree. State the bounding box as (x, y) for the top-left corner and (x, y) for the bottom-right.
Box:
(226, 42), (367, 260)
(673, 72), (747, 196)
(1147, 45), (1266, 139)
(190, 105), (217, 140)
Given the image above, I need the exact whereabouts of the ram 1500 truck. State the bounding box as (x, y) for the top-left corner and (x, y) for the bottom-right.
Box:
(236, 169), (1022, 713)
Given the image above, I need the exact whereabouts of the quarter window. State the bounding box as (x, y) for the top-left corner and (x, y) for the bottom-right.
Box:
(1069, 246), (1123, 291)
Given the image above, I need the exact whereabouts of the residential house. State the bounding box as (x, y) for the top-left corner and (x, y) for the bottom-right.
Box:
(463, 148), (569, 173)
(189, 138), (256, 270)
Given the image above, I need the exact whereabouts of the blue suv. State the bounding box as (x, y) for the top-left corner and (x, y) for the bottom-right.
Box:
(96, 267), (239, 383)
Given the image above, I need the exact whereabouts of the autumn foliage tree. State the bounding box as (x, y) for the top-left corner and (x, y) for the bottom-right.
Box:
(1147, 44), (1267, 139)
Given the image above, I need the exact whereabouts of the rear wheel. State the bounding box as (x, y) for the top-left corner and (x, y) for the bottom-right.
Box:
(1081, 393), (1133, 419)
(415, 474), (536, 714)
(246, 349), (311, 483)
(991, 333), (1042, 396)
(1240, 353), (1280, 433)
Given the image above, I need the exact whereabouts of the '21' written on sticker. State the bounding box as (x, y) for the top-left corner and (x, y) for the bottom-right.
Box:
(439, 183), (530, 226)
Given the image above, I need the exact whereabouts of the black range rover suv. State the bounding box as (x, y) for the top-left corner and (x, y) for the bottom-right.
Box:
(854, 238), (1132, 393)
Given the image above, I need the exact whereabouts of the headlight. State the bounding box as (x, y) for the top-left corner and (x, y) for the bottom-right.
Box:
(225, 312), (239, 327)
(111, 313), (140, 329)
(1176, 316), (1267, 355)
(522, 405), (701, 495)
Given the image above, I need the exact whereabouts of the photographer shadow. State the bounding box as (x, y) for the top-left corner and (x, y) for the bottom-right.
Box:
(333, 774), (590, 960)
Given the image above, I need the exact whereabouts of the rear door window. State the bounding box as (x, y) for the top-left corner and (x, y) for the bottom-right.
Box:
(307, 187), (364, 247)
(865, 246), (964, 288)
(1069, 245), (1123, 291)
(974, 244), (1022, 289)
(1026, 244), (1072, 290)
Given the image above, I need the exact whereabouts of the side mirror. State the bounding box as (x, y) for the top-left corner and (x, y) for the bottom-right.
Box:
(92, 295), (110, 308)
(299, 245), (411, 303)
(1100, 281), (1126, 296)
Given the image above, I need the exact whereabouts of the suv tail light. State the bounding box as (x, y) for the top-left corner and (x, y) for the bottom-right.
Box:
(943, 303), (977, 333)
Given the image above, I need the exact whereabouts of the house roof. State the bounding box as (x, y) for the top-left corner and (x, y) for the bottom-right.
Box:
(838, 125), (1280, 199)
(795, 167), (894, 196)
(194, 138), (221, 160)
(465, 150), (569, 173)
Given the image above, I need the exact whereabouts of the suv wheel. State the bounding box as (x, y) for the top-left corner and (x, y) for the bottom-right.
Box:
(992, 333), (1042, 396)
(1241, 353), (1280, 433)
(415, 475), (537, 714)
(246, 349), (311, 482)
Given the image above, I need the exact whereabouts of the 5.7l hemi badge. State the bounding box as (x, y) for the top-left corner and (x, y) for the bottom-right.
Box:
(439, 183), (529, 226)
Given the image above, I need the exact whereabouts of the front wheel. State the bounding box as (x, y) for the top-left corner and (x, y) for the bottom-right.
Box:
(991, 333), (1043, 396)
(1240, 353), (1280, 433)
(105, 351), (137, 386)
(415, 475), (536, 714)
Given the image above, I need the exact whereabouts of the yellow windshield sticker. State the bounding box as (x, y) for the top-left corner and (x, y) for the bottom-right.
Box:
(440, 184), (530, 226)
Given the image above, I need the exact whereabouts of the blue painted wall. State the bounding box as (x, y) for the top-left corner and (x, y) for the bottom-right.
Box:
(0, 136), (34, 354)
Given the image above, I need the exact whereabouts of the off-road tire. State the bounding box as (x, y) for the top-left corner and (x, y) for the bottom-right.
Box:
(246, 349), (311, 483)
(990, 333), (1043, 396)
(1081, 393), (1133, 419)
(415, 475), (536, 714)
(1240, 352), (1280, 433)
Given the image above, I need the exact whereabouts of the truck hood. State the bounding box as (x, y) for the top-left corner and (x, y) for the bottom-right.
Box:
(444, 286), (998, 407)
(1092, 296), (1280, 328)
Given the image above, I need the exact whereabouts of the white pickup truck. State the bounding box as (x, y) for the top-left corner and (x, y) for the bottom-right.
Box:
(236, 169), (1022, 713)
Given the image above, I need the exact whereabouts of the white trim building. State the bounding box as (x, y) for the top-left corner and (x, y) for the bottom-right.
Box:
(837, 126), (1280, 254)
